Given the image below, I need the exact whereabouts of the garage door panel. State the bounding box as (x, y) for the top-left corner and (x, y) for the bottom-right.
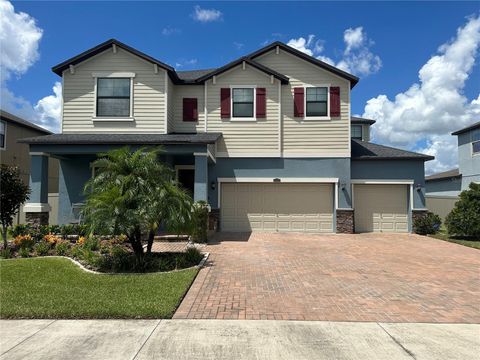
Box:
(221, 183), (333, 232)
(354, 184), (408, 233)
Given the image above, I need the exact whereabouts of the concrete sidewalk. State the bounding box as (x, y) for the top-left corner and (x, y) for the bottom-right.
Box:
(0, 320), (478, 360)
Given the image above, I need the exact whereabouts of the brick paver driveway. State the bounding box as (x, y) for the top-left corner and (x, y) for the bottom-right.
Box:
(174, 233), (480, 322)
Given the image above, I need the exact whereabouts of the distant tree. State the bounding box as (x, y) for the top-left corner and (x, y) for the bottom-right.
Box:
(0, 165), (30, 248)
(445, 183), (480, 238)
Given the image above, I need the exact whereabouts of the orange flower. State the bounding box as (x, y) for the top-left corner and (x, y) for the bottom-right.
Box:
(77, 236), (85, 245)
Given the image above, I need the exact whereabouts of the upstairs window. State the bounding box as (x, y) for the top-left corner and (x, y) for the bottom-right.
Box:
(306, 87), (328, 117)
(351, 125), (363, 140)
(96, 78), (131, 117)
(473, 130), (480, 155)
(0, 121), (5, 149)
(232, 88), (254, 118)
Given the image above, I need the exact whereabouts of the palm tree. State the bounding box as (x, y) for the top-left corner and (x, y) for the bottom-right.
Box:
(82, 146), (193, 263)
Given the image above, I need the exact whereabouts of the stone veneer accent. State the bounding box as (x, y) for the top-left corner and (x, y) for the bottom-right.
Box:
(336, 209), (354, 234)
(412, 209), (429, 233)
(25, 212), (49, 226)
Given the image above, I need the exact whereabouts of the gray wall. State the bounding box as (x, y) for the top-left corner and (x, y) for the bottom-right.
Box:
(425, 177), (461, 193)
(351, 160), (427, 209)
(209, 158), (351, 209)
(458, 131), (480, 189)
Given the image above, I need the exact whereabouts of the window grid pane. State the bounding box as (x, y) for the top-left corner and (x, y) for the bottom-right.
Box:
(351, 125), (363, 139)
(472, 130), (480, 142)
(0, 134), (4, 148)
(306, 87), (328, 117)
(473, 141), (480, 154)
(97, 78), (131, 117)
(232, 88), (254, 118)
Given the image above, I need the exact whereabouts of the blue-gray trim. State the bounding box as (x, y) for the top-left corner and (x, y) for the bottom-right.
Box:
(28, 155), (49, 204)
(351, 160), (426, 209)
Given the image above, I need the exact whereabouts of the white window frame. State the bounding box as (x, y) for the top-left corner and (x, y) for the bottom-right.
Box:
(0, 120), (6, 151)
(230, 85), (257, 122)
(91, 72), (135, 122)
(351, 124), (363, 140)
(472, 129), (480, 156)
(304, 85), (330, 120)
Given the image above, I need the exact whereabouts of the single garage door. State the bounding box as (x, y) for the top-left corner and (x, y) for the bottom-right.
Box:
(354, 184), (409, 233)
(221, 183), (334, 232)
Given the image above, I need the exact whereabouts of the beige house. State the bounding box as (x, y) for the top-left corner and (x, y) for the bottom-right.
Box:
(20, 39), (433, 233)
(0, 110), (59, 224)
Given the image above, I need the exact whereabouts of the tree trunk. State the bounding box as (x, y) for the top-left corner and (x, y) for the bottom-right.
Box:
(2, 225), (8, 250)
(146, 228), (155, 255)
(128, 226), (144, 264)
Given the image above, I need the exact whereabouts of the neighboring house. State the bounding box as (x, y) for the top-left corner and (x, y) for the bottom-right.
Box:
(425, 122), (480, 219)
(19, 39), (433, 233)
(0, 110), (60, 224)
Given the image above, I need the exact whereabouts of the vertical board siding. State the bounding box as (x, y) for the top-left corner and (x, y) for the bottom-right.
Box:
(62, 48), (166, 133)
(172, 85), (205, 133)
(255, 50), (350, 157)
(207, 65), (280, 155)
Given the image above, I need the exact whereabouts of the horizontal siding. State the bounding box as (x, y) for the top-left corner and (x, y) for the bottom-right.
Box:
(167, 77), (174, 133)
(255, 49), (350, 157)
(171, 85), (205, 133)
(62, 48), (166, 133)
(207, 65), (280, 155)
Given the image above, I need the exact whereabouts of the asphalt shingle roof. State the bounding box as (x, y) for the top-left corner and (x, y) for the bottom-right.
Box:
(351, 116), (376, 125)
(18, 133), (222, 145)
(0, 110), (52, 134)
(351, 139), (434, 161)
(451, 121), (480, 135)
(176, 69), (217, 81)
(425, 168), (460, 181)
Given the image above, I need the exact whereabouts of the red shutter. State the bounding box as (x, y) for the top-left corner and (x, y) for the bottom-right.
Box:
(220, 88), (231, 119)
(183, 98), (198, 122)
(256, 88), (266, 118)
(330, 87), (340, 117)
(294, 87), (304, 117)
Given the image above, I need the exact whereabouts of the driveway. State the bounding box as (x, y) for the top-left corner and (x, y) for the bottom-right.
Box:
(174, 233), (480, 322)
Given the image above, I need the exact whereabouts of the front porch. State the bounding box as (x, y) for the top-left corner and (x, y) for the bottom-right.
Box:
(19, 133), (221, 225)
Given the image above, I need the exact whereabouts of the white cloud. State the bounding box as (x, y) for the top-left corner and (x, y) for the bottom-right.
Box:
(0, 0), (61, 132)
(161, 26), (181, 36)
(363, 15), (480, 174)
(233, 42), (244, 50)
(0, 0), (42, 79)
(192, 5), (222, 23)
(286, 28), (381, 76)
(175, 58), (198, 68)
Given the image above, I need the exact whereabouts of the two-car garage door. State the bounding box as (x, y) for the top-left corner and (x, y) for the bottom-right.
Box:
(221, 183), (333, 232)
(353, 184), (409, 233)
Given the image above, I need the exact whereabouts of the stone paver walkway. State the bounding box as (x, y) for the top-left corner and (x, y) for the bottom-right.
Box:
(174, 233), (480, 322)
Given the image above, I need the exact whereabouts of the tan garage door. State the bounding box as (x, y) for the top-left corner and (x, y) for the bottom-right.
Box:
(221, 183), (333, 232)
(354, 184), (409, 233)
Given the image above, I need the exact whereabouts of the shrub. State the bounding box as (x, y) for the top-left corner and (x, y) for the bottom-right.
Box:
(55, 240), (70, 256)
(34, 241), (50, 256)
(83, 236), (99, 251)
(445, 183), (480, 238)
(49, 225), (61, 235)
(191, 201), (209, 243)
(9, 224), (31, 237)
(19, 247), (30, 258)
(175, 247), (203, 269)
(0, 247), (12, 259)
(414, 212), (442, 235)
(60, 224), (75, 239)
(13, 234), (34, 250)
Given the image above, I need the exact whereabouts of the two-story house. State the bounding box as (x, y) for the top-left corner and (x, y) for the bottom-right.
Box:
(425, 121), (480, 219)
(1, 110), (60, 224)
(20, 39), (433, 233)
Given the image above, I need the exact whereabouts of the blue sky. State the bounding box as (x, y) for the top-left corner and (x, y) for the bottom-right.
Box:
(2, 1), (480, 173)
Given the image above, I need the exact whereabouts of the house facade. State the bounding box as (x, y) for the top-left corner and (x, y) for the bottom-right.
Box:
(20, 39), (433, 233)
(0, 110), (60, 224)
(425, 122), (480, 219)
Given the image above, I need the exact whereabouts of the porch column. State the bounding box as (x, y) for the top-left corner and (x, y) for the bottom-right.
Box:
(24, 154), (51, 225)
(194, 154), (208, 202)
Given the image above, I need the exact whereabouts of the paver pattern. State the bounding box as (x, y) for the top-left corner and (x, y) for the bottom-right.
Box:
(174, 233), (480, 322)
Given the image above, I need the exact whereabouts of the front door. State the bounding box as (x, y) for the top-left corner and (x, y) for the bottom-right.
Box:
(177, 168), (195, 196)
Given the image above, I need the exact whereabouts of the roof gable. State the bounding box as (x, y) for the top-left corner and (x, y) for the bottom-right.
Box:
(247, 42), (359, 88)
(0, 110), (52, 134)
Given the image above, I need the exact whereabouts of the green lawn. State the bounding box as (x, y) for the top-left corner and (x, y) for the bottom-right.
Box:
(0, 257), (198, 319)
(429, 230), (480, 250)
